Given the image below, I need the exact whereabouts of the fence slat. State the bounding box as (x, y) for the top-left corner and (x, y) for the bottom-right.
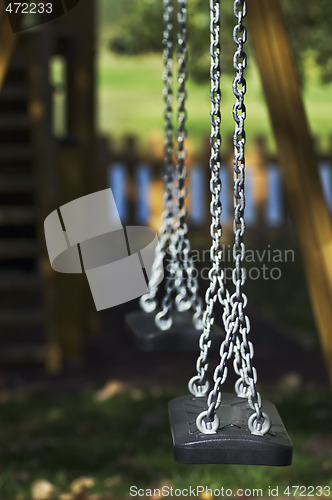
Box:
(108, 163), (127, 222)
(136, 163), (151, 224)
(266, 164), (283, 227)
(190, 165), (206, 225)
(244, 168), (256, 226)
(319, 162), (332, 213)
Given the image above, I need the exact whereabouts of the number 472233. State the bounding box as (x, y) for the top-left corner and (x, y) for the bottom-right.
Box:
(283, 486), (331, 497)
(5, 3), (53, 14)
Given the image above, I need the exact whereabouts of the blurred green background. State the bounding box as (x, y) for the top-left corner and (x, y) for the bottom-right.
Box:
(97, 0), (332, 153)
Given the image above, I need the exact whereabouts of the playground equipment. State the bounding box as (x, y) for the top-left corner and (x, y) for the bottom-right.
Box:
(126, 0), (207, 350)
(168, 0), (293, 466)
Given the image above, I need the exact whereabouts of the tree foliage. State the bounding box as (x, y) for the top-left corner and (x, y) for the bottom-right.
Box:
(282, 0), (332, 84)
(108, 0), (332, 84)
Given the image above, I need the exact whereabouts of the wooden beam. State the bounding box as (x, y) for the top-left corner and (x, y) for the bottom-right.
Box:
(29, 30), (63, 373)
(30, 0), (98, 370)
(0, 8), (18, 90)
(247, 0), (332, 384)
(54, 0), (100, 344)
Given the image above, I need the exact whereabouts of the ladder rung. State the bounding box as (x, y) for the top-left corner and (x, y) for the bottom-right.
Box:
(0, 84), (29, 100)
(0, 308), (45, 327)
(0, 343), (47, 363)
(0, 206), (36, 225)
(0, 114), (31, 129)
(0, 174), (35, 193)
(0, 239), (39, 258)
(0, 272), (41, 291)
(0, 146), (32, 161)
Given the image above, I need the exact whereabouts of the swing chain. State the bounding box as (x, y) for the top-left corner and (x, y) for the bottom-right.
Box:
(173, 0), (196, 311)
(140, 0), (175, 314)
(173, 0), (203, 321)
(230, 0), (250, 397)
(189, 0), (229, 397)
(230, 0), (269, 434)
(195, 0), (271, 437)
(156, 0), (203, 330)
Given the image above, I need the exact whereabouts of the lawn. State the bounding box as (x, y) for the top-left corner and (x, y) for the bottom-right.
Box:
(97, 48), (332, 155)
(0, 382), (331, 499)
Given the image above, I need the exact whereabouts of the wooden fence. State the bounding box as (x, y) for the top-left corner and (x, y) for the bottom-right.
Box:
(99, 134), (332, 232)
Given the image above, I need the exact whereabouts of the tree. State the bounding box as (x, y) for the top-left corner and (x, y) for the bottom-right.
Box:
(107, 0), (332, 85)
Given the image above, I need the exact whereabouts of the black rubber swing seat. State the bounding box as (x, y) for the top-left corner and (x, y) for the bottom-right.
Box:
(125, 310), (223, 351)
(169, 393), (293, 466)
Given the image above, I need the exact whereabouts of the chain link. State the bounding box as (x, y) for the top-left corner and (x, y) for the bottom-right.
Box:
(173, 0), (203, 326)
(230, 0), (269, 434)
(156, 0), (203, 330)
(140, 0), (175, 314)
(172, 1), (194, 313)
(189, 0), (231, 397)
(194, 0), (271, 437)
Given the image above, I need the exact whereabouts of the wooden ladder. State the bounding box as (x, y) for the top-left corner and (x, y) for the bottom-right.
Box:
(0, 31), (47, 364)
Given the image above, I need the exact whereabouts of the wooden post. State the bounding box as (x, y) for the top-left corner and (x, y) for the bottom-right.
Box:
(57, 144), (88, 361)
(123, 134), (139, 225)
(0, 8), (18, 90)
(247, 136), (268, 225)
(96, 135), (112, 189)
(30, 0), (98, 370)
(54, 0), (100, 351)
(29, 30), (63, 373)
(196, 134), (211, 228)
(247, 0), (332, 384)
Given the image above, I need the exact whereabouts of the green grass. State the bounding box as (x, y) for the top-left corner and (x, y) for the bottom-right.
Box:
(0, 383), (331, 498)
(97, 49), (332, 154)
(96, 0), (332, 153)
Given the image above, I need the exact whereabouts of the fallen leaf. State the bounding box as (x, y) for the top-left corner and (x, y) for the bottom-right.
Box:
(31, 480), (57, 500)
(95, 381), (125, 401)
(58, 494), (74, 500)
(151, 480), (174, 499)
(199, 492), (214, 499)
(70, 477), (96, 494)
(104, 474), (124, 488)
(322, 460), (332, 470)
(130, 388), (145, 401)
(277, 372), (302, 390)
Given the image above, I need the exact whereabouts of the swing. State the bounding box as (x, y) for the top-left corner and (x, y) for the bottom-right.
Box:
(126, 0), (222, 351)
(168, 0), (293, 466)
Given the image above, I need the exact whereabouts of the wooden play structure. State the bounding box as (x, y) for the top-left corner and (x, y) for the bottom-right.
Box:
(0, 0), (332, 383)
(0, 0), (100, 371)
(248, 0), (332, 385)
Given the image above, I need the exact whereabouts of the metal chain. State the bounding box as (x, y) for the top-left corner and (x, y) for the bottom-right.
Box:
(230, 1), (269, 434)
(156, 0), (203, 331)
(189, 0), (231, 396)
(195, 0), (271, 437)
(173, 0), (203, 326)
(140, 0), (176, 314)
